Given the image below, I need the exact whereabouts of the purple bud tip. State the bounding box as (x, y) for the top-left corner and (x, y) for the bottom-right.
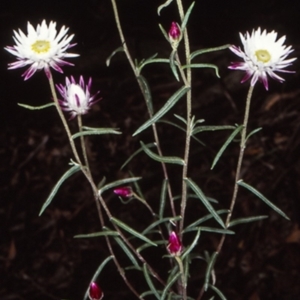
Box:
(113, 186), (133, 198)
(168, 22), (181, 41)
(89, 282), (103, 300)
(167, 231), (182, 256)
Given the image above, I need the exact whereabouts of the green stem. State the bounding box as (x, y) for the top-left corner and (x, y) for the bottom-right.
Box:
(77, 114), (91, 175)
(110, 0), (176, 218)
(175, 256), (187, 300)
(198, 84), (255, 300)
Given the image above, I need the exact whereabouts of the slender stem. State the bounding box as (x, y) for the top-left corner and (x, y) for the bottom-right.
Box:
(175, 256), (186, 300)
(110, 0), (176, 218)
(197, 85), (255, 300)
(48, 72), (82, 165)
(77, 114), (91, 175)
(176, 0), (192, 238)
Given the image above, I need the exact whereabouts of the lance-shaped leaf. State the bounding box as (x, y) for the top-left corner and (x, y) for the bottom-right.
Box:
(190, 44), (231, 60)
(18, 102), (55, 110)
(74, 230), (119, 238)
(111, 217), (157, 246)
(208, 284), (227, 300)
(204, 252), (218, 290)
(106, 46), (124, 66)
(229, 215), (268, 227)
(137, 75), (153, 114)
(170, 50), (179, 81)
(133, 86), (190, 136)
(142, 216), (182, 235)
(182, 63), (220, 78)
(140, 141), (185, 165)
(157, 0), (174, 16)
(192, 125), (235, 135)
(161, 272), (181, 300)
(211, 125), (243, 170)
(185, 178), (225, 228)
(138, 54), (170, 73)
(237, 180), (290, 220)
(181, 228), (201, 259)
(143, 264), (161, 299)
(72, 127), (121, 139)
(98, 177), (141, 195)
(83, 256), (113, 300)
(121, 143), (156, 170)
(181, 2), (195, 33)
(159, 179), (168, 219)
(39, 164), (81, 215)
(184, 226), (234, 235)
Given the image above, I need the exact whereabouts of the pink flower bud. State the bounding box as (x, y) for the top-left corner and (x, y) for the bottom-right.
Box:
(89, 282), (103, 300)
(113, 186), (133, 198)
(167, 231), (182, 256)
(168, 22), (181, 41)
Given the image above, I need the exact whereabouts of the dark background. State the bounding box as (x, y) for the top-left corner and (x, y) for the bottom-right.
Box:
(1, 0), (300, 299)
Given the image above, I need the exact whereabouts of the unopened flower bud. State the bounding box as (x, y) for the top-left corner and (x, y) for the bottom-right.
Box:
(168, 22), (181, 42)
(89, 282), (103, 300)
(167, 231), (182, 256)
(113, 186), (133, 198)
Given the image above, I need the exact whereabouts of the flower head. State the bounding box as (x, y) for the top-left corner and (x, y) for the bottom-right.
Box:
(56, 76), (101, 119)
(168, 22), (181, 42)
(167, 231), (182, 256)
(113, 186), (133, 198)
(5, 20), (79, 80)
(229, 27), (296, 90)
(89, 282), (103, 300)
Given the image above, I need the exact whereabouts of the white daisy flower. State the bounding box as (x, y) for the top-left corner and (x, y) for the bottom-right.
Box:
(56, 76), (101, 119)
(229, 27), (296, 90)
(5, 20), (79, 80)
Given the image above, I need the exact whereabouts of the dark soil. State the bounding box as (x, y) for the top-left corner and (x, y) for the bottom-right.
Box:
(1, 1), (300, 300)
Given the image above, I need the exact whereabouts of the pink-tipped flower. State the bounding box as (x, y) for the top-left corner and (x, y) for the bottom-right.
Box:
(113, 186), (133, 198)
(168, 22), (181, 42)
(229, 27), (296, 90)
(89, 282), (103, 300)
(167, 231), (182, 256)
(4, 20), (79, 80)
(56, 76), (101, 119)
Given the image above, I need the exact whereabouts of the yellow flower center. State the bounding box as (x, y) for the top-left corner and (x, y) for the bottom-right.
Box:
(31, 40), (51, 54)
(255, 49), (271, 63)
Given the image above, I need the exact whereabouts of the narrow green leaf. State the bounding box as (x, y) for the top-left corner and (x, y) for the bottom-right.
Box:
(190, 44), (231, 60)
(99, 177), (141, 195)
(229, 215), (268, 227)
(184, 226), (234, 235)
(181, 2), (195, 33)
(39, 164), (81, 215)
(142, 216), (182, 235)
(237, 180), (290, 220)
(137, 75), (153, 115)
(208, 284), (227, 300)
(245, 127), (262, 143)
(158, 23), (169, 42)
(113, 236), (140, 269)
(133, 86), (190, 136)
(157, 0), (174, 16)
(174, 114), (187, 125)
(140, 141), (185, 165)
(121, 143), (156, 170)
(72, 128), (121, 139)
(182, 63), (220, 77)
(181, 228), (201, 259)
(184, 210), (229, 232)
(193, 125), (235, 135)
(161, 272), (181, 300)
(18, 102), (55, 110)
(139, 58), (170, 73)
(83, 256), (113, 300)
(143, 264), (160, 299)
(170, 50), (179, 81)
(204, 252), (218, 290)
(106, 46), (124, 66)
(159, 179), (168, 219)
(211, 125), (243, 170)
(111, 217), (157, 246)
(137, 240), (166, 253)
(184, 178), (225, 228)
(74, 231), (119, 238)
